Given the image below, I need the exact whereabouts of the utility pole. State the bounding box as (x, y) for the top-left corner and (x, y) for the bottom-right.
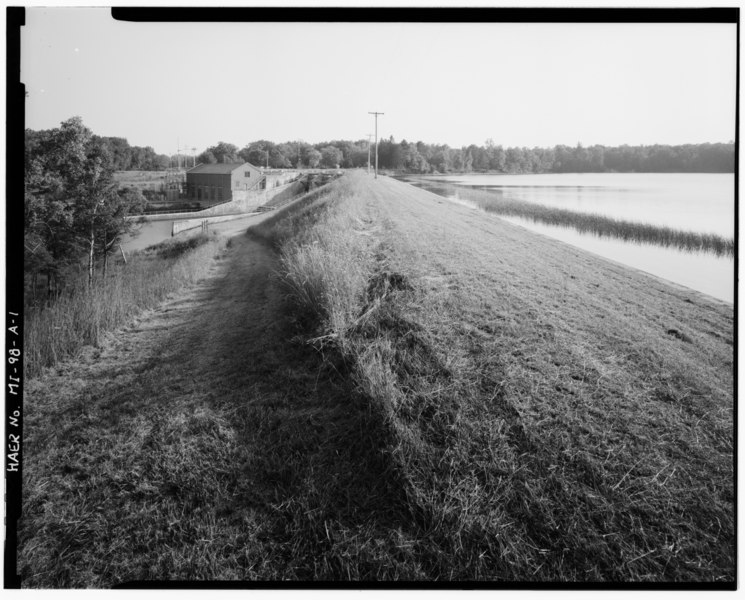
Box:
(368, 111), (384, 178)
(366, 134), (373, 175)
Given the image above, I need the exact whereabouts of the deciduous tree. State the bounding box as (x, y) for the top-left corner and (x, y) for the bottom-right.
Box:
(319, 145), (343, 169)
(24, 117), (146, 294)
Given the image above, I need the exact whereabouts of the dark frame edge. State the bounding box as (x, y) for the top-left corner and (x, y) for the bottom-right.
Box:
(4, 5), (25, 591)
(109, 6), (739, 24)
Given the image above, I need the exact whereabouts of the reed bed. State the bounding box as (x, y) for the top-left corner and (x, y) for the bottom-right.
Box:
(418, 182), (734, 258)
(24, 233), (226, 378)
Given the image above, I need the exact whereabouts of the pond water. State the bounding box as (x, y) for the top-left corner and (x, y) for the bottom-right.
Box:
(120, 213), (265, 254)
(120, 220), (174, 252)
(502, 216), (734, 303)
(404, 173), (735, 303)
(425, 173), (734, 237)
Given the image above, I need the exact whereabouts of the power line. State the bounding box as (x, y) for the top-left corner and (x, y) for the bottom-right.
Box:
(368, 112), (384, 178)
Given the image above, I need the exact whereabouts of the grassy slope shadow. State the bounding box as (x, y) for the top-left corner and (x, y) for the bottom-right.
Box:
(213, 235), (423, 580)
(18, 231), (420, 586)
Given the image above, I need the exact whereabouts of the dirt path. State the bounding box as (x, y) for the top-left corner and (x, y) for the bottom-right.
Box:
(28, 214), (279, 401)
(21, 215), (403, 585)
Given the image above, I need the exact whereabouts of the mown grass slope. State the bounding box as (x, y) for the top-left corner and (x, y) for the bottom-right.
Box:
(260, 172), (734, 582)
(19, 172), (733, 585)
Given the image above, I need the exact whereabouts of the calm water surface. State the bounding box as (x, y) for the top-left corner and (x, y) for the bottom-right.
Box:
(430, 173), (734, 236)
(502, 216), (734, 303)
(405, 173), (735, 303)
(121, 220), (174, 252)
(120, 214), (262, 253)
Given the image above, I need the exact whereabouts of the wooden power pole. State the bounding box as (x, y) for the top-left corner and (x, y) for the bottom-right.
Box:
(368, 112), (384, 178)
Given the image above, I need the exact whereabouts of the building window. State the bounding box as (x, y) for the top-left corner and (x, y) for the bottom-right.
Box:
(245, 171), (251, 178)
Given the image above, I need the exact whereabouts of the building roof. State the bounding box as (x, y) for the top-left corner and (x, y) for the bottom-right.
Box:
(187, 162), (257, 175)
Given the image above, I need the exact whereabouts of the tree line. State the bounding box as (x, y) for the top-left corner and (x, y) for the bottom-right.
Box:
(26, 119), (735, 176)
(24, 116), (734, 301)
(194, 137), (734, 174)
(25, 117), (147, 300)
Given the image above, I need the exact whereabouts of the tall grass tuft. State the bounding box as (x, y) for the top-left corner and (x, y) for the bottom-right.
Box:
(25, 232), (226, 378)
(267, 177), (376, 337)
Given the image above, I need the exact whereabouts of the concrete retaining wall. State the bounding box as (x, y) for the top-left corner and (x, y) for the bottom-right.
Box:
(266, 171), (300, 188)
(131, 177), (305, 222)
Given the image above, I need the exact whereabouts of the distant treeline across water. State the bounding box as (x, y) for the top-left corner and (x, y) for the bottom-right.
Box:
(188, 138), (735, 175)
(374, 140), (734, 174)
(26, 117), (736, 174)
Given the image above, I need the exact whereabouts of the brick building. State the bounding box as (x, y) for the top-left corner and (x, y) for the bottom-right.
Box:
(185, 162), (264, 204)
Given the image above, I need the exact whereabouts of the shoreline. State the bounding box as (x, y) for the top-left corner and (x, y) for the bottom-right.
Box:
(450, 198), (734, 307)
(500, 214), (734, 308)
(398, 174), (734, 303)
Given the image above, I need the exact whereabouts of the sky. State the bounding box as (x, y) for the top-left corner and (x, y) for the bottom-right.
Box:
(20, 7), (737, 156)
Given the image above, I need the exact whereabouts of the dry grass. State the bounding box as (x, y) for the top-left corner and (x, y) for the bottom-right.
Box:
(19, 220), (415, 586)
(265, 172), (734, 582)
(24, 233), (226, 378)
(18, 172), (733, 585)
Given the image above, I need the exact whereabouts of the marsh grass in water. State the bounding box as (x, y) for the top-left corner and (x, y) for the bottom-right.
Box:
(24, 232), (226, 378)
(414, 180), (734, 258)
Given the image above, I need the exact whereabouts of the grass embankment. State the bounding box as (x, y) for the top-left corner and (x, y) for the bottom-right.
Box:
(20, 182), (416, 586)
(406, 178), (734, 258)
(25, 233), (226, 378)
(260, 172), (734, 582)
(18, 173), (733, 584)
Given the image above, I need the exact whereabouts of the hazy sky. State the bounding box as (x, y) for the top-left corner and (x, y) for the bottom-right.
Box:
(21, 7), (737, 155)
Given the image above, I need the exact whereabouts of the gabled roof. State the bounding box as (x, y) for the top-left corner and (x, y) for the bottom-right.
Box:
(187, 162), (257, 175)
